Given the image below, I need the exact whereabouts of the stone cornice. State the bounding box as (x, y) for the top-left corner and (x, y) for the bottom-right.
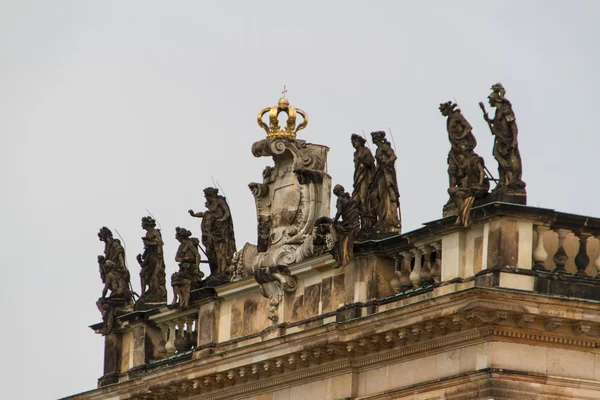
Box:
(63, 286), (600, 400)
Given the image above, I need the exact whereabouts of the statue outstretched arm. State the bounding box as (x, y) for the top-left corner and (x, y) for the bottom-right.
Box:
(479, 102), (494, 134)
(188, 210), (205, 218)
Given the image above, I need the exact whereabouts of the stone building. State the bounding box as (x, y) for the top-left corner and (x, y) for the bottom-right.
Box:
(64, 93), (600, 400)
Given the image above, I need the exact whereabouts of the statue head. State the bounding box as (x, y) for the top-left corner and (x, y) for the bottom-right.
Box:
(175, 227), (192, 242)
(439, 101), (458, 116)
(333, 184), (345, 197)
(203, 187), (219, 202)
(488, 83), (507, 107)
(371, 130), (387, 146)
(98, 226), (113, 242)
(351, 133), (366, 149)
(141, 216), (156, 230)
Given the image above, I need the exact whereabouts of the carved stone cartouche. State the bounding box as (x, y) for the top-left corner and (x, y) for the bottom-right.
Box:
(440, 101), (490, 225)
(479, 83), (526, 200)
(135, 216), (167, 309)
(242, 95), (331, 303)
(96, 227), (133, 335)
(189, 187), (236, 286)
(369, 131), (401, 233)
(171, 227), (205, 308)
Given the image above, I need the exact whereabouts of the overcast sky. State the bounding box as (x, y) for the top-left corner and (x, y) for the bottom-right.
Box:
(1, 1), (599, 398)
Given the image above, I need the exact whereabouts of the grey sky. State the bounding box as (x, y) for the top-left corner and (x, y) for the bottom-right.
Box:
(1, 1), (599, 398)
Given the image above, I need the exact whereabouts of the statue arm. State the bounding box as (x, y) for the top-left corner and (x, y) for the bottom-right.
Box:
(218, 200), (231, 222)
(144, 231), (162, 246)
(506, 108), (518, 147)
(188, 210), (205, 218)
(384, 146), (397, 165)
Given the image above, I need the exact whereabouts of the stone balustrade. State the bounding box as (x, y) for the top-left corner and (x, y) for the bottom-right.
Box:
(86, 202), (600, 392)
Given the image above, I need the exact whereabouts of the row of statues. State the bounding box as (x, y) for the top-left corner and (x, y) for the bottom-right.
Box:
(440, 83), (525, 225)
(96, 187), (237, 334)
(95, 83), (525, 332)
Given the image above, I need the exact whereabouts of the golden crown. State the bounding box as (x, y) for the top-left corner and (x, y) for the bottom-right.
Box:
(257, 88), (307, 139)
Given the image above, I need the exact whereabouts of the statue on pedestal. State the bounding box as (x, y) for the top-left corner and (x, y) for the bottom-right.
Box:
(96, 227), (133, 334)
(350, 134), (376, 231)
(370, 131), (402, 233)
(171, 227), (204, 308)
(440, 101), (489, 226)
(189, 187), (236, 286)
(331, 184), (360, 267)
(479, 83), (526, 197)
(135, 216), (167, 308)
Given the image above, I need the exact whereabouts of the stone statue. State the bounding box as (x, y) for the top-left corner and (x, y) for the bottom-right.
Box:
(249, 166), (275, 252)
(440, 102), (489, 225)
(189, 187), (236, 285)
(369, 131), (402, 233)
(96, 227), (133, 335)
(135, 216), (167, 308)
(479, 83), (525, 192)
(331, 184), (360, 267)
(350, 134), (376, 231)
(171, 227), (204, 308)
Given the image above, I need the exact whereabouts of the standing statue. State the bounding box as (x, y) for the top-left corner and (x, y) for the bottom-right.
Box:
(171, 227), (204, 308)
(96, 227), (133, 335)
(331, 184), (360, 267)
(136, 216), (167, 308)
(440, 102), (489, 225)
(189, 187), (236, 285)
(369, 131), (402, 233)
(350, 134), (376, 231)
(479, 83), (525, 192)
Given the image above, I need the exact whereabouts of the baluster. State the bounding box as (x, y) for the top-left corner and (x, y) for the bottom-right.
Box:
(187, 319), (197, 349)
(410, 248), (423, 288)
(574, 232), (591, 277)
(157, 323), (169, 357)
(552, 229), (570, 274)
(595, 234), (600, 279)
(419, 245), (434, 287)
(165, 321), (177, 355)
(431, 242), (442, 284)
(532, 225), (549, 271)
(399, 251), (413, 292)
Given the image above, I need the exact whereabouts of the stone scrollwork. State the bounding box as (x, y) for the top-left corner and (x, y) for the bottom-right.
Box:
(243, 94), (332, 302)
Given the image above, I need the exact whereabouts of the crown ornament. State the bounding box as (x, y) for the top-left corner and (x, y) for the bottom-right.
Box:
(257, 86), (307, 139)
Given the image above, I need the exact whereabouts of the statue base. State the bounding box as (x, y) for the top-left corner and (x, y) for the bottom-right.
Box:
(134, 298), (167, 311)
(488, 184), (527, 205)
(203, 271), (232, 287)
(190, 287), (217, 302)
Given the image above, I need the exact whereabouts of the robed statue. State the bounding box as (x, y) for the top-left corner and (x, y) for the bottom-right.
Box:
(479, 83), (525, 192)
(96, 227), (133, 334)
(331, 184), (360, 267)
(171, 227), (204, 308)
(440, 102), (489, 225)
(369, 131), (402, 233)
(189, 187), (236, 285)
(136, 216), (167, 307)
(350, 134), (376, 231)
